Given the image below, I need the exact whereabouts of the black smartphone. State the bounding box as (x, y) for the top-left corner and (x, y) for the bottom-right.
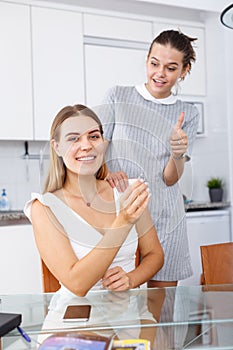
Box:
(63, 305), (91, 322)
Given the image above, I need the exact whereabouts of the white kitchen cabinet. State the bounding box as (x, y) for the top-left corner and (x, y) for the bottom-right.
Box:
(179, 210), (231, 286)
(31, 7), (85, 140)
(85, 44), (148, 108)
(83, 13), (153, 108)
(153, 22), (206, 96)
(83, 13), (153, 42)
(0, 2), (33, 140)
(0, 224), (42, 293)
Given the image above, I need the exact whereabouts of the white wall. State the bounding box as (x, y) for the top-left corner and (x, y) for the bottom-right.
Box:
(225, 26), (233, 199)
(180, 12), (230, 202)
(224, 23), (233, 232)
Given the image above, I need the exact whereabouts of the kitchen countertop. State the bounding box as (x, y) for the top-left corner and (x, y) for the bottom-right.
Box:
(0, 201), (231, 226)
(184, 201), (230, 212)
(0, 210), (30, 226)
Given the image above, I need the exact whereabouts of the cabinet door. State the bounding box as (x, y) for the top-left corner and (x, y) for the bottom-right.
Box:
(84, 13), (152, 42)
(179, 212), (231, 286)
(85, 45), (148, 108)
(0, 2), (33, 140)
(0, 225), (42, 293)
(153, 23), (206, 96)
(31, 7), (85, 140)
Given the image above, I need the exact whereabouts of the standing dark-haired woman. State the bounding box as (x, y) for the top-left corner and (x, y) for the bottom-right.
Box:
(99, 30), (200, 288)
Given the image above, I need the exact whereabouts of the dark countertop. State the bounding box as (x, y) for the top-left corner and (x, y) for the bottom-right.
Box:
(184, 201), (230, 212)
(0, 201), (231, 226)
(0, 210), (30, 226)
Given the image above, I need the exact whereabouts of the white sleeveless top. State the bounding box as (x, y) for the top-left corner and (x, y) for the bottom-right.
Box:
(24, 183), (138, 294)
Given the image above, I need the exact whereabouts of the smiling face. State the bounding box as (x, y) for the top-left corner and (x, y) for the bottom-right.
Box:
(53, 116), (106, 176)
(146, 43), (189, 99)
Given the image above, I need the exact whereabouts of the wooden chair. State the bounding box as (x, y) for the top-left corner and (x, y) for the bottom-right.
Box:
(41, 259), (60, 292)
(200, 242), (233, 285)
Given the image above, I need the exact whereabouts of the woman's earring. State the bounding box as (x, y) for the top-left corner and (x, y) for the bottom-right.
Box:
(174, 80), (181, 95)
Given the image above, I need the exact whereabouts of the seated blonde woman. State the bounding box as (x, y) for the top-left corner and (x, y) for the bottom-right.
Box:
(24, 104), (164, 298)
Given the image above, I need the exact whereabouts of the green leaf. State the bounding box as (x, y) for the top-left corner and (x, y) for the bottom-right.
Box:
(206, 177), (223, 189)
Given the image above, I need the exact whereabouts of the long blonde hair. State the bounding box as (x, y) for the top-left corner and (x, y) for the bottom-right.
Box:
(43, 104), (108, 193)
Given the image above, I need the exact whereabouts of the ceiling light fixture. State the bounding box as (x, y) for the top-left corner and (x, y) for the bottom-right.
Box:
(220, 4), (233, 29)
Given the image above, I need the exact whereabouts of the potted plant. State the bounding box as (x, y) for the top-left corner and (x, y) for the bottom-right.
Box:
(206, 177), (224, 202)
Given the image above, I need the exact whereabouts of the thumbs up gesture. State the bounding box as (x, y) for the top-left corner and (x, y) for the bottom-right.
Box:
(170, 112), (188, 159)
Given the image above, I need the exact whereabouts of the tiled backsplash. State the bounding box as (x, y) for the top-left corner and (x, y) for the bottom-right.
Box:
(0, 140), (49, 210)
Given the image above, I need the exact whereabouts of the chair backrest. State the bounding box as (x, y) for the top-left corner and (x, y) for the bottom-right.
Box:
(41, 260), (60, 292)
(200, 242), (233, 285)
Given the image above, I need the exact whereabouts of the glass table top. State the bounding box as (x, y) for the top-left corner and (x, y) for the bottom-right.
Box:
(1, 285), (233, 349)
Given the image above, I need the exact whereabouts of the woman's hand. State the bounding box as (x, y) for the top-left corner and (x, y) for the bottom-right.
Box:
(102, 266), (132, 291)
(119, 179), (150, 225)
(170, 112), (188, 158)
(105, 171), (129, 192)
